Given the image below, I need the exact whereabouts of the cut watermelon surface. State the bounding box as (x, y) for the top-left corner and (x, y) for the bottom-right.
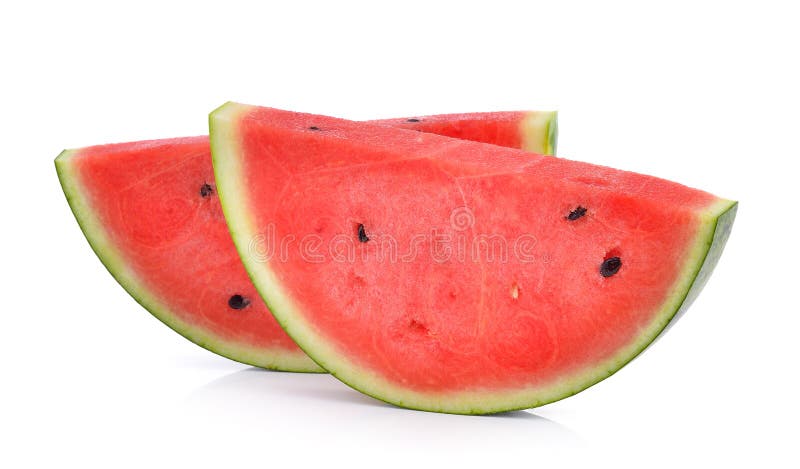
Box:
(371, 111), (557, 155)
(210, 103), (736, 414)
(56, 111), (556, 372)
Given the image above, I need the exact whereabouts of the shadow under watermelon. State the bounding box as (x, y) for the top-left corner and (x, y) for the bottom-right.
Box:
(184, 367), (580, 442)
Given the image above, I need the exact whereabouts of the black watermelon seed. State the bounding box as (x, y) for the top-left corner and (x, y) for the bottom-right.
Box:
(357, 224), (370, 243)
(228, 294), (250, 310)
(600, 257), (622, 277)
(566, 206), (587, 220)
(200, 183), (214, 197)
(308, 126), (320, 131)
(406, 118), (421, 123)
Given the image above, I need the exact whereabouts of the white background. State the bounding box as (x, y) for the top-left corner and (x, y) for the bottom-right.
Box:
(2, 1), (797, 467)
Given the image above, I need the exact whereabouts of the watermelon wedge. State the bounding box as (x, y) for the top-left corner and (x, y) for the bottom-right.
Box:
(210, 103), (736, 414)
(55, 111), (556, 373)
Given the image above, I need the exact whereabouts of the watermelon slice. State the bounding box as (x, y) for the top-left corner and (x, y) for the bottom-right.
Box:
(210, 103), (736, 414)
(55, 111), (556, 373)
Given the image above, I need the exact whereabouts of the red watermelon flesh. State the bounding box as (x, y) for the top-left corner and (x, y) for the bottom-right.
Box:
(210, 103), (736, 413)
(371, 111), (557, 155)
(55, 111), (556, 372)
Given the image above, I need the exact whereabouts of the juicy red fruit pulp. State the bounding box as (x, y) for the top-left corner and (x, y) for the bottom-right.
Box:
(73, 137), (299, 351)
(233, 106), (719, 393)
(61, 110), (556, 371)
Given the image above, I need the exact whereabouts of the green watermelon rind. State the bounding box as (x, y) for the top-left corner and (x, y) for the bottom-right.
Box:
(546, 112), (558, 155)
(210, 102), (736, 414)
(520, 110), (558, 155)
(54, 150), (325, 373)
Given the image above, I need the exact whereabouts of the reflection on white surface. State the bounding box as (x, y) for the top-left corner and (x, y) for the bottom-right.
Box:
(182, 367), (582, 450)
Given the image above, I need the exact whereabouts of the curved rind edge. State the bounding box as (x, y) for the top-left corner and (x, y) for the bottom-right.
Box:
(211, 102), (736, 414)
(521, 111), (558, 155)
(669, 200), (737, 325)
(54, 147), (324, 373)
